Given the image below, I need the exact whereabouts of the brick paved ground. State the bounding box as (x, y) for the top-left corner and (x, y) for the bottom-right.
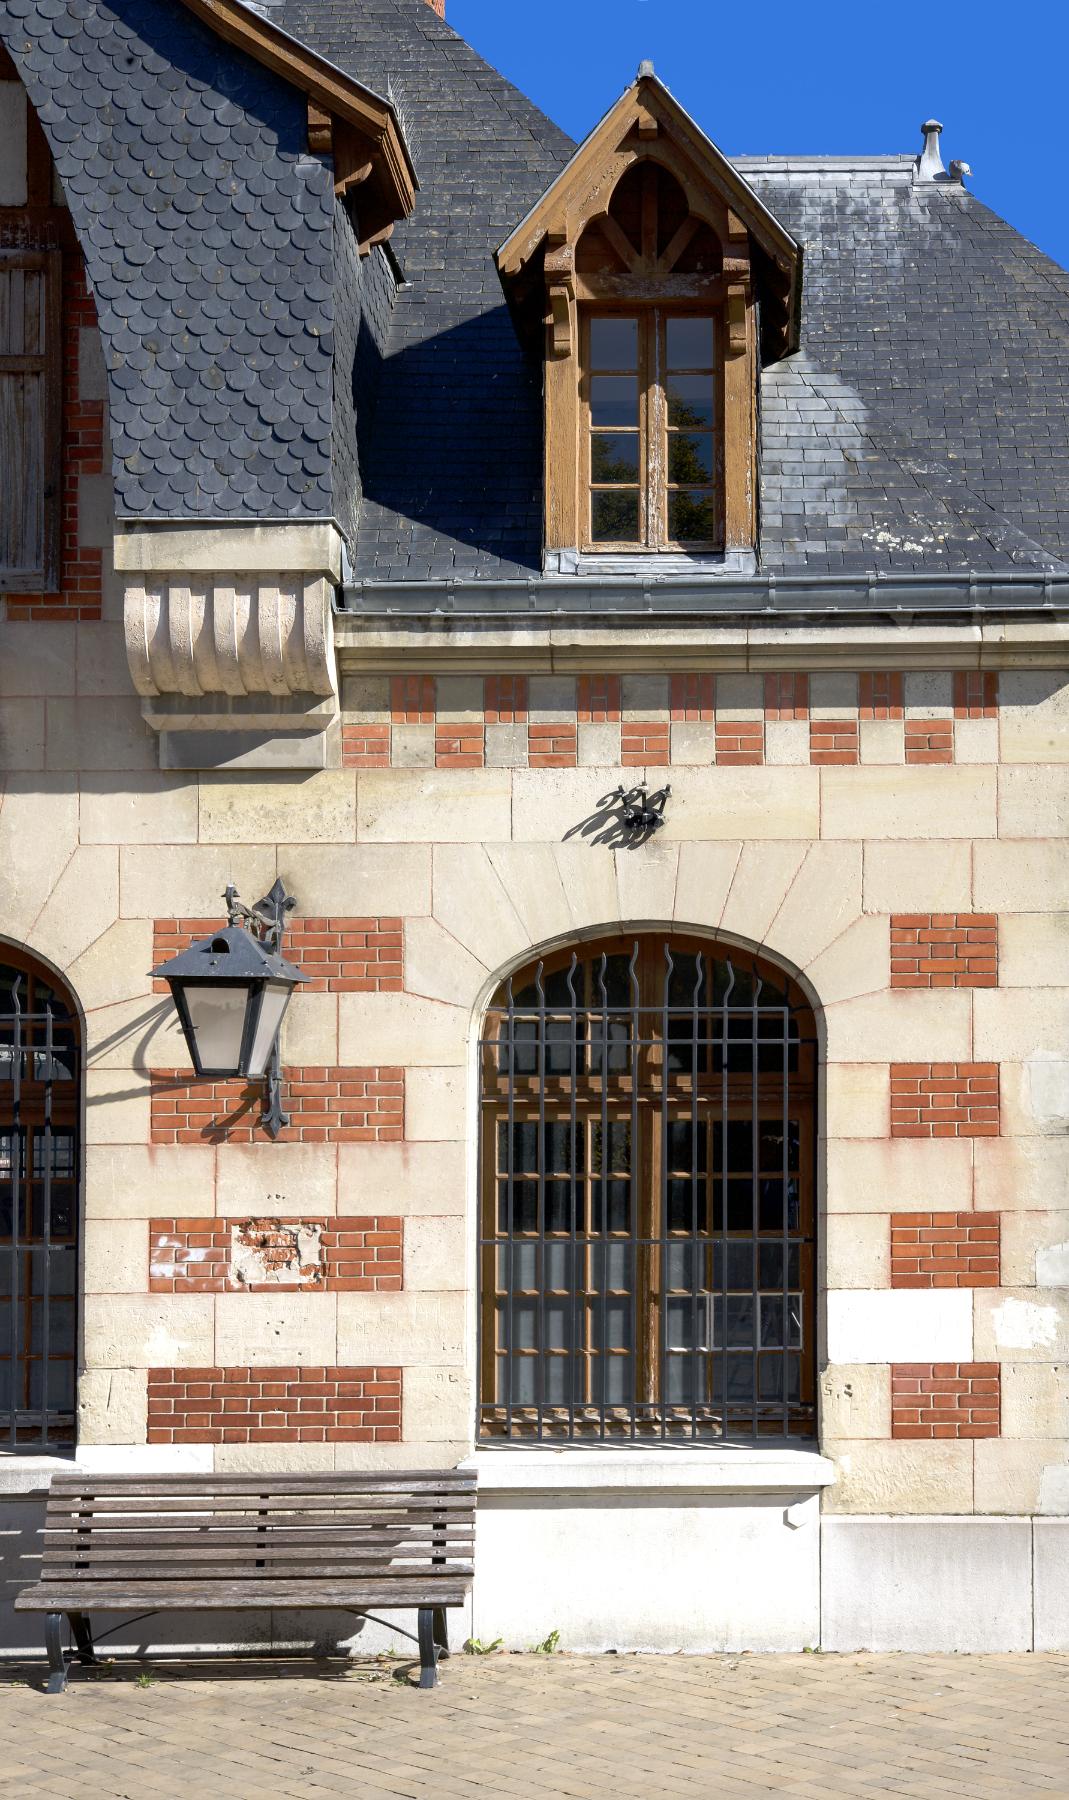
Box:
(1, 1651), (1067, 1798)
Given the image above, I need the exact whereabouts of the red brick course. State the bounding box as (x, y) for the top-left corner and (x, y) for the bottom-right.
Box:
(153, 917), (402, 994)
(150, 1067), (404, 1145)
(147, 1366), (402, 1444)
(891, 1363), (1000, 1440)
(858, 673), (904, 718)
(669, 674), (714, 721)
(485, 675), (528, 722)
(954, 672), (998, 718)
(528, 721), (578, 766)
(764, 674), (809, 720)
(715, 721), (763, 765)
(391, 674), (435, 722)
(621, 722), (671, 765)
(890, 1212), (1000, 1288)
(577, 675), (622, 721)
(809, 719), (860, 764)
(890, 915), (998, 988)
(435, 725), (484, 768)
(904, 720), (954, 763)
(149, 1216), (403, 1294)
(341, 723), (391, 767)
(890, 1063), (1000, 1137)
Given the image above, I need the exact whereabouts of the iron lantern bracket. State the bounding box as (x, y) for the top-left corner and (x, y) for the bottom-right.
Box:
(234, 878), (296, 1140)
(612, 782), (672, 837)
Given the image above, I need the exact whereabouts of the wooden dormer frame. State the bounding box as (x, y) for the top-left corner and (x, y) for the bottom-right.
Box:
(175, 0), (417, 250)
(496, 72), (802, 560)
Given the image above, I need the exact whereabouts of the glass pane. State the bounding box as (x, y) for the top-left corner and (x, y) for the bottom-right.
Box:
(592, 1120), (631, 1174)
(181, 982), (249, 1073)
(545, 1298), (572, 1350)
(666, 1120), (707, 1171)
(592, 1180), (631, 1234)
(499, 1120), (537, 1175)
(666, 373), (714, 428)
(545, 1183), (576, 1235)
(726, 1181), (754, 1232)
(666, 317), (715, 369)
(591, 491), (639, 543)
(758, 1243), (801, 1289)
(760, 1120), (800, 1173)
(725, 1357), (755, 1401)
(590, 433), (640, 483)
(590, 373), (639, 427)
(669, 491), (717, 543)
(544, 1357), (570, 1403)
(714, 1293), (755, 1348)
(668, 433), (714, 484)
(589, 317), (638, 369)
(713, 1241), (754, 1289)
(498, 1181), (537, 1234)
(510, 1358), (536, 1405)
(714, 1121), (753, 1173)
(603, 1296), (632, 1349)
(667, 1179), (707, 1235)
(513, 1299), (537, 1349)
(544, 1121), (582, 1174)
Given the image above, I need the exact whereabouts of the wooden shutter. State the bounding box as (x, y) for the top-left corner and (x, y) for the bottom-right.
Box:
(0, 250), (61, 593)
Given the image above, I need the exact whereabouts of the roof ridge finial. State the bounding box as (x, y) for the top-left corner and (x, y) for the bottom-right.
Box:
(637, 59), (655, 80)
(917, 118), (946, 182)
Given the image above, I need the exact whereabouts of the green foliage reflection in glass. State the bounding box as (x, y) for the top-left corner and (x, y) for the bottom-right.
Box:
(588, 316), (641, 542)
(665, 315), (716, 543)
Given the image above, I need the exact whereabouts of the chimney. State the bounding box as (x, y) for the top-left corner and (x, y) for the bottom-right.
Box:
(916, 119), (945, 181)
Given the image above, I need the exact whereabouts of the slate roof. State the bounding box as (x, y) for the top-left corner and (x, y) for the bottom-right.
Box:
(6, 0), (1069, 579)
(0, 0), (338, 519)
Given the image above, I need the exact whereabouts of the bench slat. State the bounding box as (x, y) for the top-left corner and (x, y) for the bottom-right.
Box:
(43, 1496), (474, 1518)
(16, 1581), (471, 1611)
(46, 1471), (475, 1491)
(43, 1527), (473, 1550)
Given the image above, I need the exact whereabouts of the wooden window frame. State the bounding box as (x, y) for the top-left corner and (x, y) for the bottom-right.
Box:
(478, 934), (817, 1443)
(0, 248), (62, 595)
(579, 306), (724, 553)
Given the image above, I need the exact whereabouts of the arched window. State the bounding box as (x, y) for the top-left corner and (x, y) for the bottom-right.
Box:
(478, 933), (817, 1444)
(0, 946), (80, 1449)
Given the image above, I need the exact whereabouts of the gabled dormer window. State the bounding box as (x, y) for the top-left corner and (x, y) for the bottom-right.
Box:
(496, 68), (801, 571)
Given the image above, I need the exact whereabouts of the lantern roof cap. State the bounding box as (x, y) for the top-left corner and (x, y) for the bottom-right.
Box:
(152, 924), (306, 986)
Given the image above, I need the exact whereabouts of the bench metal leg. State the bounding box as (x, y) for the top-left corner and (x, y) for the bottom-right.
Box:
(70, 1614), (101, 1667)
(417, 1608), (439, 1690)
(44, 1613), (68, 1695)
(433, 1606), (450, 1661)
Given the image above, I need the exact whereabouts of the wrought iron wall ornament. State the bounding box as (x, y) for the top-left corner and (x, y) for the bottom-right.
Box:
(612, 782), (672, 838)
(151, 878), (306, 1140)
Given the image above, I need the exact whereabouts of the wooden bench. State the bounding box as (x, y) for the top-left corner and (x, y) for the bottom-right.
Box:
(15, 1468), (476, 1692)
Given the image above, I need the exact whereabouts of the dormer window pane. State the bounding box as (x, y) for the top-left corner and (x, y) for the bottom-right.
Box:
(592, 492), (640, 543)
(590, 374), (638, 428)
(589, 316), (638, 369)
(666, 316), (715, 369)
(666, 373), (715, 429)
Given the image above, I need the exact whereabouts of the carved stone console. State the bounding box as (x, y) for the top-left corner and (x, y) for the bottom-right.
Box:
(118, 524), (343, 769)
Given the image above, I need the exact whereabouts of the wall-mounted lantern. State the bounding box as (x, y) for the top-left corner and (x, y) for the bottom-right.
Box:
(151, 878), (306, 1138)
(612, 782), (672, 838)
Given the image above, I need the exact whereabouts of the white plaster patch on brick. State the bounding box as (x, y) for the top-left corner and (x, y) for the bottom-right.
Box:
(991, 1296), (1060, 1350)
(1036, 1242), (1069, 1287)
(230, 1220), (324, 1289)
(826, 1289), (973, 1364)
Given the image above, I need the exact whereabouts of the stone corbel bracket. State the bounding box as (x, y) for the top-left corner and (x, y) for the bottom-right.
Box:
(118, 524), (343, 770)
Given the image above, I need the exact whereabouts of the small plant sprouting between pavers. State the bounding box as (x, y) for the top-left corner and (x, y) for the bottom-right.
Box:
(134, 1670), (154, 1689)
(531, 1630), (561, 1655)
(464, 1637), (503, 1655)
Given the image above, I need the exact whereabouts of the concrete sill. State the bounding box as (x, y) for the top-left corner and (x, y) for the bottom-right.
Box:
(461, 1447), (836, 1494)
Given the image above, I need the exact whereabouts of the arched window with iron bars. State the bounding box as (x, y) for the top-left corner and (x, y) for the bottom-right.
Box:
(478, 933), (817, 1444)
(0, 947), (80, 1449)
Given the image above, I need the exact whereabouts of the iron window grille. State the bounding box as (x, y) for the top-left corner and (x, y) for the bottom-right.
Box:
(0, 963), (80, 1450)
(478, 934), (817, 1444)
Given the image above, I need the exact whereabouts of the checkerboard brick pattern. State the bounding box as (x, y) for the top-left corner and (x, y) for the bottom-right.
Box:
(150, 1067), (404, 1144)
(890, 915), (998, 987)
(341, 672), (1007, 765)
(149, 1217), (403, 1293)
(890, 1212), (1000, 1287)
(147, 1366), (402, 1444)
(153, 918), (403, 993)
(891, 1363), (1000, 1439)
(890, 1062), (1000, 1136)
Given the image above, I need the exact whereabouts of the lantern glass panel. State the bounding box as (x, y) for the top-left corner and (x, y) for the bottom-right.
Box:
(181, 983), (251, 1075)
(245, 979), (293, 1078)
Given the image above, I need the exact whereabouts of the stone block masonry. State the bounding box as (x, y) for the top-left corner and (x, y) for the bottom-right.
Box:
(889, 916), (998, 988)
(890, 1364), (1000, 1440)
(149, 1217), (403, 1293)
(889, 1064), (1000, 1137)
(150, 1068), (404, 1144)
(153, 918), (403, 993)
(147, 1367), (402, 1444)
(890, 1213), (1001, 1288)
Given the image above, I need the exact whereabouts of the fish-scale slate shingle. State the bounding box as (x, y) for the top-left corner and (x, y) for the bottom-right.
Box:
(0, 0), (337, 521)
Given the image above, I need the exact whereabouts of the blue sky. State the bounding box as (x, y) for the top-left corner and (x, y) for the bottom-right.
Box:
(449, 0), (1069, 271)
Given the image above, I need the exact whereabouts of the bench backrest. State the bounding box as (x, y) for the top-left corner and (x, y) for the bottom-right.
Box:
(37, 1469), (476, 1590)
